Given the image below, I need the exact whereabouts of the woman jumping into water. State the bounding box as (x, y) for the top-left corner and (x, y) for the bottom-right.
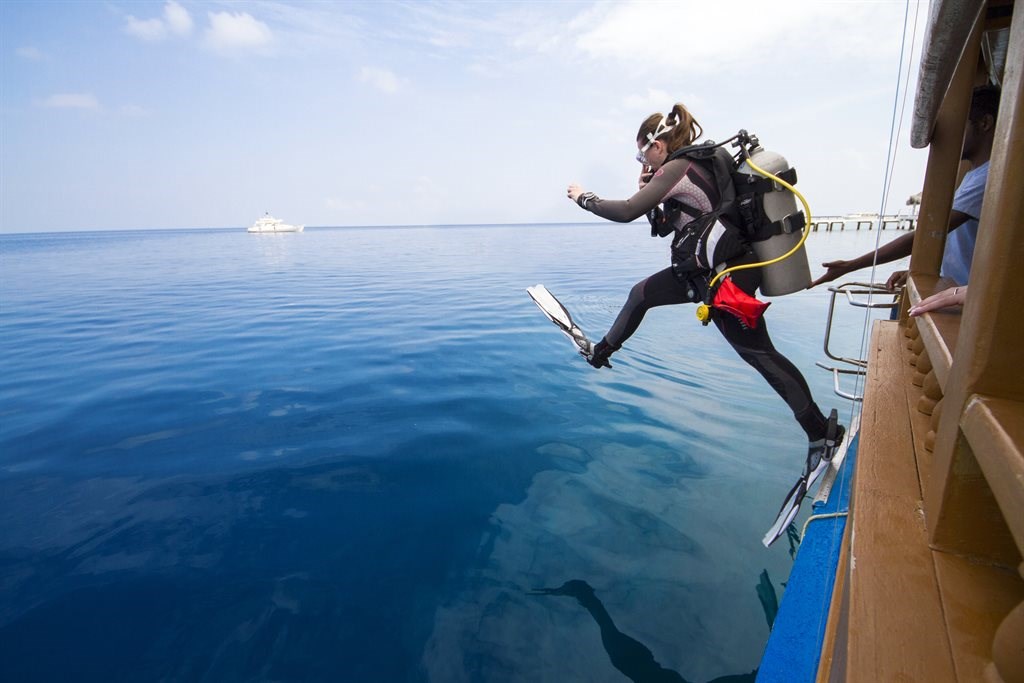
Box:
(566, 102), (843, 525)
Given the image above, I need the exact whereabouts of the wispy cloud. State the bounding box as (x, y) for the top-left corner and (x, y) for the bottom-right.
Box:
(119, 104), (150, 117)
(569, 1), (892, 75)
(38, 93), (100, 110)
(124, 1), (193, 41)
(125, 16), (165, 42)
(358, 66), (402, 94)
(163, 1), (193, 36)
(623, 89), (680, 113)
(35, 95), (149, 116)
(204, 11), (273, 53)
(123, 2), (274, 56)
(16, 46), (46, 60)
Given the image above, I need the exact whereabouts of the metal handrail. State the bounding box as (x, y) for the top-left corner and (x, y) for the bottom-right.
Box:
(815, 362), (865, 402)
(818, 281), (899, 401)
(823, 282), (898, 367)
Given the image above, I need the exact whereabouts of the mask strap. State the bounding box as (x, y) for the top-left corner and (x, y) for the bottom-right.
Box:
(645, 116), (675, 144)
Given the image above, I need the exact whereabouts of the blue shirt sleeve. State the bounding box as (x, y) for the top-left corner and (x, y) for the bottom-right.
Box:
(951, 162), (989, 219)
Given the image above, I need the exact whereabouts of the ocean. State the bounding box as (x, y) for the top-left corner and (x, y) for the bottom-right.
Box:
(0, 224), (905, 682)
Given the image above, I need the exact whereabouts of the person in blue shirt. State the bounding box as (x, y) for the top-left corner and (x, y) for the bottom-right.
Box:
(809, 85), (1000, 291)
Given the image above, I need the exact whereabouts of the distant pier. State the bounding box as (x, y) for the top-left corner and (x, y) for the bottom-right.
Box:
(810, 215), (917, 232)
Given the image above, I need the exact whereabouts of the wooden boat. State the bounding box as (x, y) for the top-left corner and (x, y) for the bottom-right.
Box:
(758, 1), (1023, 680)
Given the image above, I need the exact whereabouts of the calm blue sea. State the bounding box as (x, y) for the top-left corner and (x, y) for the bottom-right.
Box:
(0, 224), (904, 682)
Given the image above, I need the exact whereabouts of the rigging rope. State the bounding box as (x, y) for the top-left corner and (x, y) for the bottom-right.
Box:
(810, 0), (922, 645)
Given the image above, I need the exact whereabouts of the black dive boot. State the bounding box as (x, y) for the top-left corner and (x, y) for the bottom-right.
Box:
(584, 339), (617, 369)
(763, 409), (846, 547)
(804, 409), (845, 493)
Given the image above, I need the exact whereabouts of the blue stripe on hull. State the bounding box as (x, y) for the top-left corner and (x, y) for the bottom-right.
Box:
(756, 431), (859, 682)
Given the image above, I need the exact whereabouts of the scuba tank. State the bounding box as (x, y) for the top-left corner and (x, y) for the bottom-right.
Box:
(733, 145), (812, 296)
(649, 130), (813, 298)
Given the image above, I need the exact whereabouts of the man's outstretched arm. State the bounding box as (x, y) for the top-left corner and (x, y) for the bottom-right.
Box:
(808, 211), (971, 289)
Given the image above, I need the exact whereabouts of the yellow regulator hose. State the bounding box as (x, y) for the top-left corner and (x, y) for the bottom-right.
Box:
(695, 155), (814, 323)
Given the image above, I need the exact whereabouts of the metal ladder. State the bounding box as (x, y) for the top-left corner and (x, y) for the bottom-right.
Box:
(815, 281), (898, 402)
(809, 282), (894, 503)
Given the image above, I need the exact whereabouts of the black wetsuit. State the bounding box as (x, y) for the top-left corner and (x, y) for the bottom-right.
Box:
(579, 157), (828, 441)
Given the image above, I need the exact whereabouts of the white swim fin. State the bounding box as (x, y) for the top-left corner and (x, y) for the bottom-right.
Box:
(527, 285), (594, 359)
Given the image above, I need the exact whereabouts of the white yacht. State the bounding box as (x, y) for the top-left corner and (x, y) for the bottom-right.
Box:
(247, 213), (304, 233)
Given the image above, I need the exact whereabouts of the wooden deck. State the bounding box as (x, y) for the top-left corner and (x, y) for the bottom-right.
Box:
(823, 320), (1024, 682)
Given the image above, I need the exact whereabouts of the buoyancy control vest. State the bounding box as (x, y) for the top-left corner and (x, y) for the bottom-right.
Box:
(649, 131), (812, 296)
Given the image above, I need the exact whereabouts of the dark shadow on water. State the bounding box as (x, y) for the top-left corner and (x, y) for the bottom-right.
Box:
(755, 569), (779, 631)
(786, 523), (801, 560)
(530, 579), (766, 683)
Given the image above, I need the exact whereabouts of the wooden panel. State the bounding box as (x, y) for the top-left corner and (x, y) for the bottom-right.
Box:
(855, 323), (925, 500)
(845, 321), (955, 682)
(959, 7), (1024, 399)
(933, 430), (1022, 572)
(932, 551), (1024, 682)
(928, 0), (1024, 551)
(961, 396), (1024, 553)
(907, 274), (960, 389)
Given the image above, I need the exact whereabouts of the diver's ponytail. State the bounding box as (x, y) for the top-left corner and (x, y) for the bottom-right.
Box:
(637, 102), (702, 154)
(666, 103), (702, 149)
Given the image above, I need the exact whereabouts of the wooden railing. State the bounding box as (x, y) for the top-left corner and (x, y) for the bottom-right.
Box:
(900, 277), (1024, 682)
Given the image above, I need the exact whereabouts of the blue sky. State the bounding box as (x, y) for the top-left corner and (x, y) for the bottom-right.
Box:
(1, 1), (929, 232)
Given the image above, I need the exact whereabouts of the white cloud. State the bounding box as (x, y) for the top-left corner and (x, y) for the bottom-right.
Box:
(510, 24), (564, 54)
(204, 11), (273, 52)
(16, 46), (46, 60)
(125, 16), (166, 41)
(569, 1), (885, 74)
(425, 30), (460, 49)
(119, 104), (150, 117)
(358, 66), (402, 94)
(623, 88), (680, 113)
(124, 1), (193, 41)
(163, 1), (193, 37)
(39, 93), (100, 110)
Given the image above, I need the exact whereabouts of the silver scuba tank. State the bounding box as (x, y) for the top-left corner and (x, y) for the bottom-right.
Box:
(735, 146), (811, 296)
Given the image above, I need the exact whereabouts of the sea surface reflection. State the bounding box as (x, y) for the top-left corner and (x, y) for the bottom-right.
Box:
(0, 225), (905, 681)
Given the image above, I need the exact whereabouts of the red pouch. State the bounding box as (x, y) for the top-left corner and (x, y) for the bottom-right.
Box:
(712, 276), (770, 328)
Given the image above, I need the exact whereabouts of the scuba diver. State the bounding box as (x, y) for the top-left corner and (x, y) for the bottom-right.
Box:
(566, 102), (844, 535)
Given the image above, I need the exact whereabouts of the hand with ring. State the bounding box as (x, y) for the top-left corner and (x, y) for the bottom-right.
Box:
(909, 285), (968, 316)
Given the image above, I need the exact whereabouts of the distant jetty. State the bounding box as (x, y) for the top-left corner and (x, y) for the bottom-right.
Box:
(810, 213), (917, 232)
